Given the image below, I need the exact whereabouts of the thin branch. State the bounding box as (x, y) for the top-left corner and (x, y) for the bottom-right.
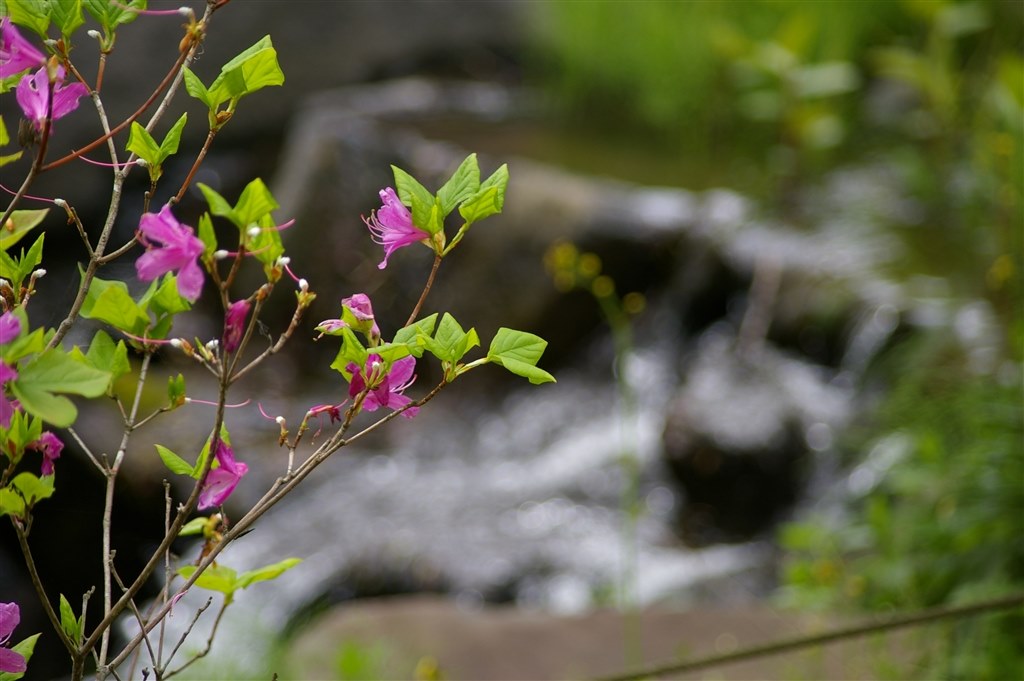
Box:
(11, 520), (78, 654)
(111, 565), (158, 675)
(163, 599), (228, 679)
(593, 592), (1024, 681)
(405, 253), (442, 328)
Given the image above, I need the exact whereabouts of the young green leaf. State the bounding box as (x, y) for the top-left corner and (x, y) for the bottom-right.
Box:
(83, 0), (144, 32)
(235, 557), (302, 589)
(11, 472), (55, 505)
(391, 165), (437, 232)
(393, 313), (438, 348)
(0, 488), (26, 520)
(5, 0), (51, 37)
(235, 177), (279, 228)
(182, 67), (214, 110)
(177, 564), (239, 597)
(206, 35), (285, 106)
(179, 517), (208, 537)
(197, 212), (217, 256)
(197, 183), (238, 225)
(0, 209), (48, 252)
(419, 313), (479, 363)
(330, 327), (369, 377)
(49, 0), (84, 38)
(156, 445), (193, 477)
(80, 275), (150, 335)
(58, 593), (81, 645)
(167, 373), (186, 408)
(83, 329), (131, 388)
(437, 154), (480, 215)
(126, 122), (161, 167)
(486, 328), (555, 385)
(10, 350), (113, 426)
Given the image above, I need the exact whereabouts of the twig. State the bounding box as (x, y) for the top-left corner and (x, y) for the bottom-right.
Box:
(405, 253), (442, 327)
(163, 599), (228, 679)
(592, 592), (1024, 681)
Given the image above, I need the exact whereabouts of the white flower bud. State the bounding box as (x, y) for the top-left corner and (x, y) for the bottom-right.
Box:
(247, 226), (261, 239)
(178, 6), (194, 18)
(298, 278), (309, 292)
(31, 269), (46, 279)
(136, 158), (149, 168)
(169, 338), (182, 348)
(213, 250), (230, 260)
(53, 198), (66, 208)
(278, 256), (291, 266)
(88, 30), (102, 40)
(276, 416), (286, 426)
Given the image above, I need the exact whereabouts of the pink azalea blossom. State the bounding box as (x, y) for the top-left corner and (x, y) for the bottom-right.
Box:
(363, 187), (429, 269)
(0, 311), (20, 429)
(346, 354), (419, 419)
(197, 440), (248, 510)
(135, 205), (205, 302)
(0, 601), (26, 674)
(15, 64), (89, 133)
(27, 431), (63, 476)
(0, 18), (45, 78)
(222, 299), (251, 353)
(316, 293), (380, 339)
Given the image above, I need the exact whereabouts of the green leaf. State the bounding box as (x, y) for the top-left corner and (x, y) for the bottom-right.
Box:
(177, 564), (239, 596)
(235, 177), (279, 227)
(0, 488), (26, 519)
(6, 0), (51, 37)
(83, 330), (130, 389)
(50, 0), (83, 38)
(422, 313), (479, 363)
(83, 0), (144, 31)
(248, 213), (284, 277)
(80, 275), (149, 334)
(156, 445), (193, 476)
(159, 112), (188, 157)
(0, 633), (39, 681)
(330, 327), (368, 378)
(437, 154), (480, 216)
(207, 35), (285, 106)
(10, 349), (112, 426)
(197, 183), (237, 225)
(392, 313), (438, 354)
(458, 164), (508, 225)
(179, 517), (207, 537)
(167, 373), (186, 408)
(197, 212), (217, 256)
(0, 232), (45, 290)
(182, 67), (213, 109)
(0, 209), (49, 252)
(486, 328), (555, 385)
(391, 165), (437, 234)
(126, 122), (161, 166)
(59, 593), (81, 645)
(141, 274), (192, 319)
(12, 472), (55, 504)
(0, 409), (42, 458)
(235, 557), (302, 589)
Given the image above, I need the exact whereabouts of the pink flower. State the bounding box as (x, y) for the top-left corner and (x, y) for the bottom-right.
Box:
(135, 205), (205, 302)
(27, 431), (63, 476)
(197, 440), (248, 510)
(222, 299), (251, 353)
(0, 601), (26, 674)
(0, 311), (20, 429)
(363, 187), (429, 269)
(316, 293), (380, 339)
(15, 64), (88, 133)
(345, 354), (419, 419)
(0, 18), (45, 78)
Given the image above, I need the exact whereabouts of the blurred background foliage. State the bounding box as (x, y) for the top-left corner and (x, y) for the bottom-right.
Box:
(528, 1), (1022, 677)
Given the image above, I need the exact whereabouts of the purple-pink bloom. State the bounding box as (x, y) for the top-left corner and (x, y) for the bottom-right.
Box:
(135, 205), (205, 302)
(27, 431), (63, 476)
(197, 440), (248, 510)
(15, 64), (88, 133)
(0, 601), (26, 674)
(316, 293), (380, 339)
(0, 18), (45, 78)
(363, 187), (429, 269)
(222, 299), (251, 354)
(346, 354), (419, 419)
(0, 313), (19, 429)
